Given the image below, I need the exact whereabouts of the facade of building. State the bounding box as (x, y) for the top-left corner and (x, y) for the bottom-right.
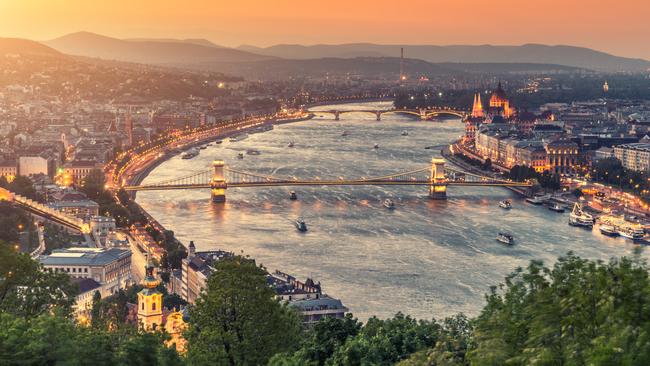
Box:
(39, 247), (132, 294)
(0, 158), (17, 182)
(63, 160), (104, 185)
(614, 143), (650, 172)
(488, 82), (513, 118)
(180, 242), (233, 304)
(48, 193), (100, 219)
(545, 139), (579, 174)
(19, 154), (56, 177)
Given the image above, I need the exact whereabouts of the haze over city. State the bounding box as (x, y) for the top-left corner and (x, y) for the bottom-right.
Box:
(1, 0), (649, 59)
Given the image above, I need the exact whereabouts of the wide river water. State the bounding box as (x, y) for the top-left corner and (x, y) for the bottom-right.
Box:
(138, 102), (644, 321)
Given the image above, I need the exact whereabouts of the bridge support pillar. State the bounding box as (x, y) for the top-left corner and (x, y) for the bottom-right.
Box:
(211, 160), (227, 203)
(429, 158), (447, 200)
(419, 109), (427, 120)
(334, 111), (340, 121)
(376, 111), (381, 121)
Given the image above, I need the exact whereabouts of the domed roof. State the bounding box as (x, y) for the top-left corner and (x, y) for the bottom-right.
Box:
(491, 82), (508, 100)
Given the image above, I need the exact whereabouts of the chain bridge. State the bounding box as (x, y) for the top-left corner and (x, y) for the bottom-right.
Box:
(121, 159), (531, 202)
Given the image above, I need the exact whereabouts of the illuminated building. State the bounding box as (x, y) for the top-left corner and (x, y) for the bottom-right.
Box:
(0, 158), (17, 182)
(471, 93), (484, 118)
(137, 262), (163, 330)
(545, 139), (579, 174)
(138, 260), (187, 352)
(464, 93), (486, 143)
(63, 160), (104, 185)
(487, 82), (513, 118)
(39, 247), (132, 294)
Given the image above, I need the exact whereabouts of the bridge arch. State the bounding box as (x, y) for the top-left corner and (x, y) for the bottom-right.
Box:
(424, 110), (466, 119)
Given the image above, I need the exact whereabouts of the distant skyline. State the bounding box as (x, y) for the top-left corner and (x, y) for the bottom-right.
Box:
(1, 0), (649, 59)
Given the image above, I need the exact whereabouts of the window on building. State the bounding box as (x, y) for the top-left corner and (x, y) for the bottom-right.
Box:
(141, 302), (144, 310)
(152, 302), (156, 311)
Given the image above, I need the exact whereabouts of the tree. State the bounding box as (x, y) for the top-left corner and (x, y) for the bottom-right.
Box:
(327, 313), (441, 366)
(185, 256), (302, 366)
(0, 241), (77, 318)
(7, 175), (36, 199)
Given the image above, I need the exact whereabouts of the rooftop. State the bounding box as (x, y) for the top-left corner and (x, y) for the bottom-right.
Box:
(39, 247), (131, 267)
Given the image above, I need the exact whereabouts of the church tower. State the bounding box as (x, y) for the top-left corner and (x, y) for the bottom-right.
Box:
(471, 93), (484, 118)
(137, 261), (163, 330)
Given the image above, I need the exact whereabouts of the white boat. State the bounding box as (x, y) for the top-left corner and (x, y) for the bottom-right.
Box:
(246, 149), (261, 155)
(237, 152), (244, 159)
(289, 191), (297, 200)
(401, 130), (409, 136)
(373, 143), (379, 149)
(548, 203), (565, 213)
(180, 148), (199, 159)
(599, 224), (619, 237)
(619, 227), (645, 240)
(287, 141), (294, 147)
(383, 199), (395, 209)
(496, 232), (514, 245)
(341, 131), (350, 137)
(569, 202), (594, 228)
(498, 200), (512, 209)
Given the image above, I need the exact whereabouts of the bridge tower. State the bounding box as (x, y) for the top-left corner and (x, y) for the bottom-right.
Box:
(334, 111), (340, 121)
(375, 111), (381, 121)
(419, 109), (427, 120)
(210, 160), (227, 203)
(429, 158), (447, 200)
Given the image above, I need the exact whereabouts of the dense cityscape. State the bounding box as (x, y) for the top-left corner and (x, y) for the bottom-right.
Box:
(3, 1), (650, 365)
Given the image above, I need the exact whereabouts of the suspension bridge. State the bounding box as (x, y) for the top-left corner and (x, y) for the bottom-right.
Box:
(307, 107), (467, 121)
(121, 159), (532, 202)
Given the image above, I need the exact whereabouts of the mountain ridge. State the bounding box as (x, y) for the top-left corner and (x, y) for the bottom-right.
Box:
(44, 31), (273, 65)
(237, 43), (650, 72)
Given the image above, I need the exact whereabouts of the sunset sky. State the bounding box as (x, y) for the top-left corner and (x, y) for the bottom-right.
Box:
(1, 0), (649, 59)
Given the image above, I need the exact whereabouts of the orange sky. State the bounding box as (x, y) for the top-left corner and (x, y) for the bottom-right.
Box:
(1, 0), (649, 59)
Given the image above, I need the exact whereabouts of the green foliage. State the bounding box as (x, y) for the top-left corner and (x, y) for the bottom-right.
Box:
(0, 313), (182, 366)
(0, 241), (77, 317)
(468, 253), (650, 366)
(0, 202), (32, 244)
(185, 256), (302, 366)
(327, 313), (440, 366)
(6, 175), (36, 199)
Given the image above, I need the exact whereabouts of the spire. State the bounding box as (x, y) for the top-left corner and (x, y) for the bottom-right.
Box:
(471, 93), (484, 118)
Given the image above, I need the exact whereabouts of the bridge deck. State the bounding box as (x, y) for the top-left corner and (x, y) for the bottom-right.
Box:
(125, 180), (531, 191)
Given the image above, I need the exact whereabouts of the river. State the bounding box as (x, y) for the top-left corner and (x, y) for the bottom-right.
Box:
(137, 102), (644, 321)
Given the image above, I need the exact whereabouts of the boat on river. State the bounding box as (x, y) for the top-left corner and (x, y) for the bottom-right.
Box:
(569, 202), (594, 228)
(498, 200), (512, 209)
(496, 232), (514, 245)
(599, 224), (619, 237)
(246, 149), (261, 155)
(548, 203), (565, 213)
(620, 227), (645, 240)
(180, 148), (199, 159)
(295, 218), (308, 232)
(289, 191), (297, 200)
(383, 199), (395, 209)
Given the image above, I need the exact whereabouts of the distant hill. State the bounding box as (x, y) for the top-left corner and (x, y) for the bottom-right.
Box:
(44, 31), (272, 65)
(125, 37), (223, 48)
(238, 43), (650, 72)
(207, 57), (582, 80)
(0, 37), (63, 57)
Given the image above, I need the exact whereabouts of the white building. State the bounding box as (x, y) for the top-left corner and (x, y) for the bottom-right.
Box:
(614, 143), (650, 172)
